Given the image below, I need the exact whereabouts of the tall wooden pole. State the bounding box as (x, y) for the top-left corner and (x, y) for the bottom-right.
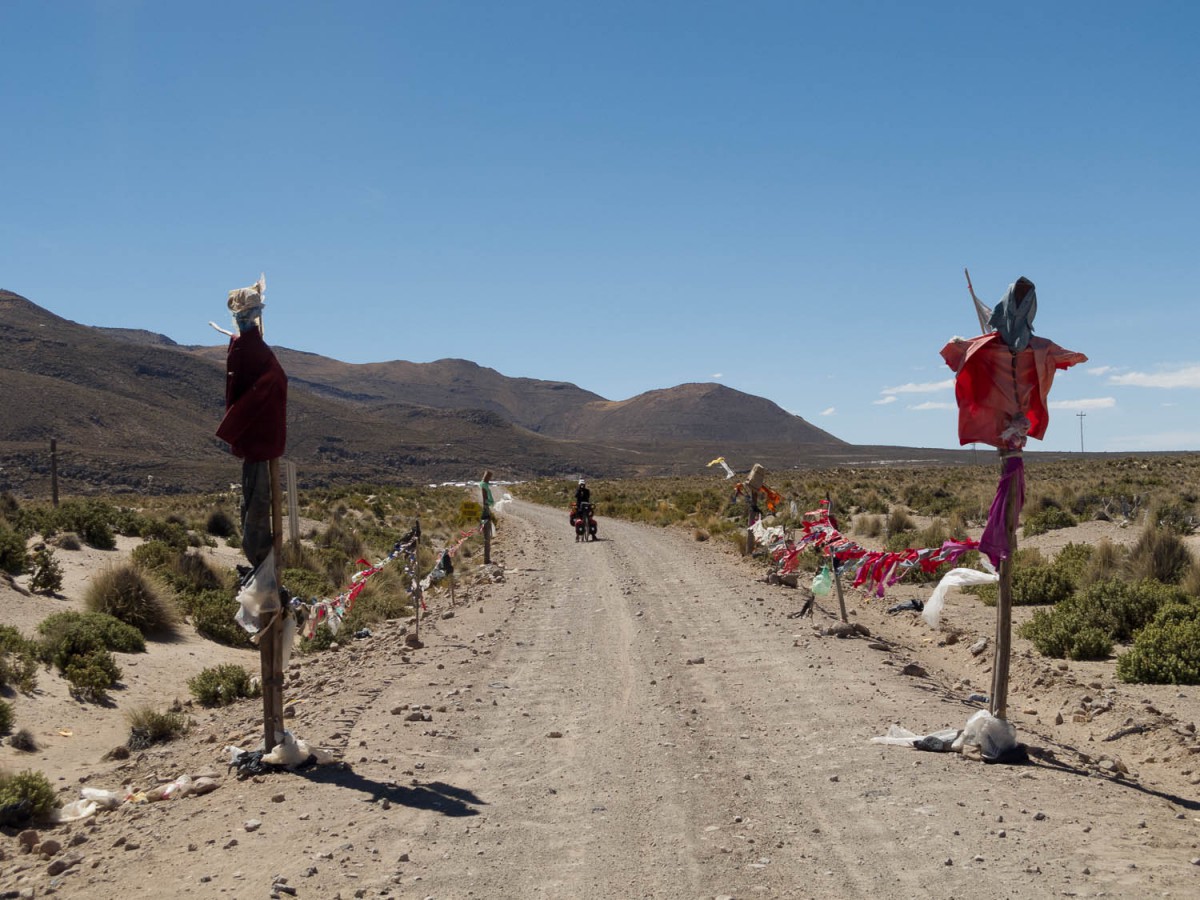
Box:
(989, 453), (1020, 720)
(826, 496), (848, 623)
(50, 439), (59, 507)
(260, 458), (285, 752)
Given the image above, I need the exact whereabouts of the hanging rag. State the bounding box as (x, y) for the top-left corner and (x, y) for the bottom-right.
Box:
(987, 277), (1037, 352)
(979, 456), (1025, 567)
(941, 332), (1086, 449)
(216, 325), (288, 461)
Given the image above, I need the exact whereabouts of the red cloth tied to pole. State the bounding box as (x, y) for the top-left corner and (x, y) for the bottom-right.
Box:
(216, 326), (288, 462)
(941, 333), (1085, 449)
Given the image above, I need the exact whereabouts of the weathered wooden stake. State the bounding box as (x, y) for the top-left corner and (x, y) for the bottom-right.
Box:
(50, 439), (59, 507)
(260, 457), (285, 753)
(412, 528), (421, 645)
(826, 497), (849, 623)
(989, 453), (1020, 720)
(285, 459), (299, 546)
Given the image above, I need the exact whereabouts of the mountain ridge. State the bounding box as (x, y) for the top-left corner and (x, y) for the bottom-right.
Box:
(0, 289), (960, 495)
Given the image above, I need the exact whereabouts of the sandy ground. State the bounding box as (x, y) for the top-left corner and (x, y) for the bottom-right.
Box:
(2, 501), (1199, 899)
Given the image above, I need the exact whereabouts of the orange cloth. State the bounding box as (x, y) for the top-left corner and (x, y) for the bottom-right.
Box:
(941, 332), (1086, 449)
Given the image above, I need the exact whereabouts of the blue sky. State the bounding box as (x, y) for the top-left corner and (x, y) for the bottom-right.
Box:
(2, 1), (1197, 453)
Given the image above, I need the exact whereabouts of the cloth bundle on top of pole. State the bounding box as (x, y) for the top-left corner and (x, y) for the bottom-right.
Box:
(940, 270), (1084, 758)
(215, 275), (289, 754)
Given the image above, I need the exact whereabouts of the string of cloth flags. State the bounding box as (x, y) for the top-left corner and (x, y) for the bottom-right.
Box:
(298, 524), (480, 639)
(771, 500), (982, 598)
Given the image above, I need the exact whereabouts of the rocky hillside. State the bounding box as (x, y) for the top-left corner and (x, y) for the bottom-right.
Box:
(1, 289), (909, 495)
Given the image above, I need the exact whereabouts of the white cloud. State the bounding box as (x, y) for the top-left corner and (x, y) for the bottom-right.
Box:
(1086, 365), (1113, 377)
(1109, 364), (1200, 389)
(908, 401), (956, 411)
(820, 407), (836, 416)
(1047, 397), (1116, 411)
(881, 379), (954, 396)
(872, 396), (898, 406)
(710, 372), (723, 380)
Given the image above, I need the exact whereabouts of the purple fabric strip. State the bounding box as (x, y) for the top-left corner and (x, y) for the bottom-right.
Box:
(980, 456), (1025, 567)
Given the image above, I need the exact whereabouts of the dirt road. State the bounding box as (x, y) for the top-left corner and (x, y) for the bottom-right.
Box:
(5, 500), (1199, 899)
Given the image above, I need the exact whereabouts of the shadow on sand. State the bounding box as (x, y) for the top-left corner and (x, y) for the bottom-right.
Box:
(302, 765), (486, 817)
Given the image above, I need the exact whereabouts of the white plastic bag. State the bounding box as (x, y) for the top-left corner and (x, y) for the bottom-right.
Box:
(235, 549), (279, 633)
(954, 709), (1017, 761)
(922, 561), (998, 628)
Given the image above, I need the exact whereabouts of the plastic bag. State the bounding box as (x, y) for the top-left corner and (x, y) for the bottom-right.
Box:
(235, 549), (279, 633)
(811, 565), (832, 596)
(922, 562), (998, 628)
(80, 787), (122, 809)
(953, 709), (1017, 761)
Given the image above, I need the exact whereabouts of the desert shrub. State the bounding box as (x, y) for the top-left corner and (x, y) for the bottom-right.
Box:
(1020, 601), (1114, 660)
(51, 531), (82, 551)
(281, 567), (333, 601)
(1023, 507), (1077, 537)
(1087, 578), (1188, 642)
(184, 588), (253, 648)
(1084, 538), (1126, 584)
(1183, 561), (1200, 599)
(205, 508), (238, 538)
(170, 552), (225, 595)
(693, 528), (709, 542)
(855, 491), (889, 515)
(64, 650), (122, 701)
(28, 547), (63, 595)
(130, 539), (178, 573)
(126, 706), (190, 749)
(37, 611), (145, 671)
(342, 567), (412, 632)
(188, 664), (259, 706)
(1051, 542), (1094, 589)
(886, 508), (914, 535)
(9, 729), (37, 752)
(1125, 526), (1193, 584)
(317, 521), (364, 560)
(0, 769), (58, 825)
(53, 500), (117, 550)
(84, 565), (178, 636)
(901, 484), (958, 517)
(1116, 600), (1200, 684)
(973, 564), (1074, 607)
(299, 623), (336, 654)
(0, 626), (39, 693)
(0, 700), (11, 734)
(0, 525), (28, 575)
(854, 515), (883, 539)
(1020, 578), (1188, 660)
(1150, 500), (1197, 536)
(138, 517), (190, 549)
(0, 492), (18, 519)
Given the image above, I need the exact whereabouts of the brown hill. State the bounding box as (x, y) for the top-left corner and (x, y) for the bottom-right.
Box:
(2, 290), (953, 496)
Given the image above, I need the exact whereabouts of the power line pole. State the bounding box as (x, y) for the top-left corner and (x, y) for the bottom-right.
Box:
(1077, 411), (1086, 453)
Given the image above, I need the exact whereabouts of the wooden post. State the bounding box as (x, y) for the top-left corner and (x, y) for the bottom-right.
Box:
(260, 458), (285, 753)
(745, 464), (766, 556)
(826, 497), (848, 623)
(412, 528), (421, 645)
(50, 439), (59, 508)
(285, 459), (300, 546)
(989, 453), (1020, 720)
(483, 518), (492, 565)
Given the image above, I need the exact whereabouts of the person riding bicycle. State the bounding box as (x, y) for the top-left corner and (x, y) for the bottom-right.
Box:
(574, 478), (591, 508)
